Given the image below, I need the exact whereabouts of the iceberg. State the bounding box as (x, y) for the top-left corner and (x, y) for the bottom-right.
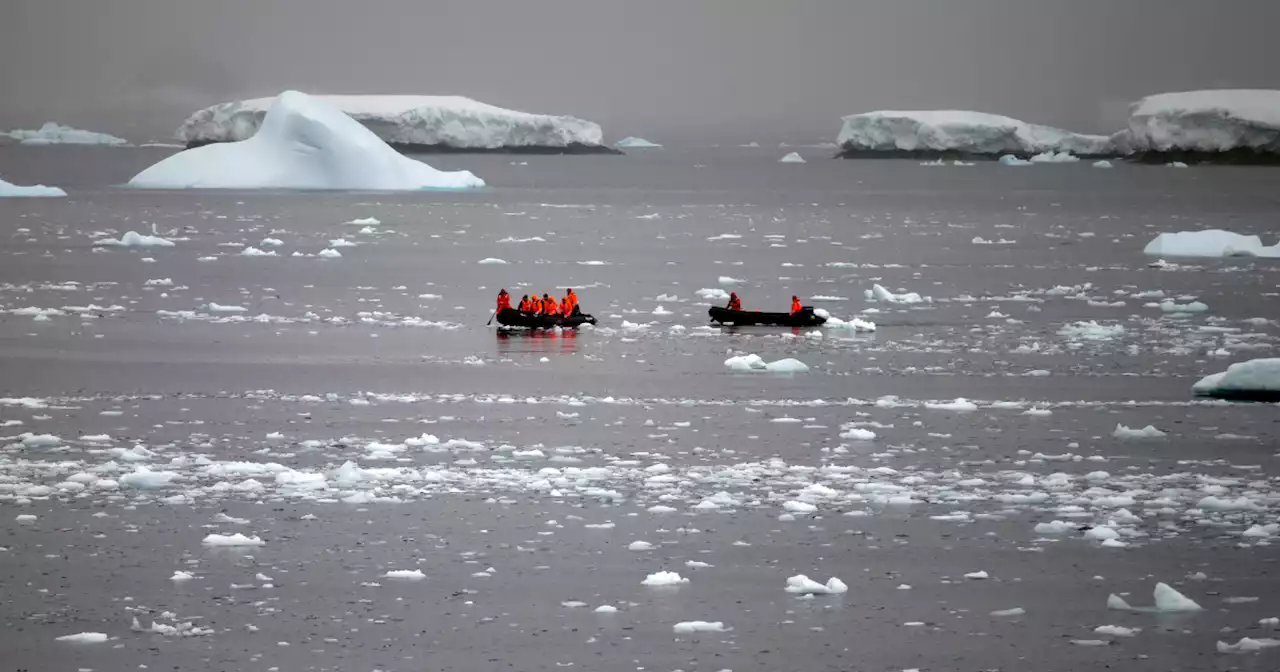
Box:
(836, 110), (1114, 159)
(1117, 90), (1280, 163)
(1142, 230), (1280, 258)
(3, 122), (128, 146)
(128, 91), (484, 191)
(0, 177), (67, 197)
(177, 94), (616, 153)
(779, 151), (806, 163)
(615, 136), (662, 149)
(1192, 358), (1280, 402)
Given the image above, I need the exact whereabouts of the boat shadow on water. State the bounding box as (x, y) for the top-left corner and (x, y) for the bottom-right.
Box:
(495, 327), (579, 356)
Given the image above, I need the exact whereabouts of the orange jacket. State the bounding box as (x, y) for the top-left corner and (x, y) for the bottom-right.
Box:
(529, 297), (541, 313)
(791, 298), (802, 314)
(518, 298), (530, 311)
(542, 296), (556, 314)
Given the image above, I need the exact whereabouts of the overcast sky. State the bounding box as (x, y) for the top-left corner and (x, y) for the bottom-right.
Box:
(3, 0), (1276, 141)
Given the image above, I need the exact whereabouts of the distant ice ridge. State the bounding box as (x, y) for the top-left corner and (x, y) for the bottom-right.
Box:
(177, 94), (609, 152)
(615, 136), (662, 148)
(0, 177), (66, 197)
(128, 91), (484, 190)
(1193, 358), (1280, 401)
(837, 110), (1114, 158)
(1117, 90), (1280, 157)
(1143, 229), (1280, 258)
(3, 122), (128, 146)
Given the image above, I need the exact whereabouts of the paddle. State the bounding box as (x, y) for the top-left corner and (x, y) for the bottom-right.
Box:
(486, 309), (497, 326)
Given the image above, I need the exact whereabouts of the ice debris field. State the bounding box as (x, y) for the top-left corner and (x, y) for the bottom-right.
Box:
(2, 138), (1280, 671)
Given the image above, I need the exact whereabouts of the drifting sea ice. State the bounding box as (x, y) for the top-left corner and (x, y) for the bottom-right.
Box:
(866, 284), (926, 304)
(673, 621), (726, 633)
(724, 354), (809, 373)
(1058, 321), (1125, 341)
(0, 177), (67, 197)
(642, 571), (689, 586)
(202, 533), (265, 547)
(93, 231), (175, 248)
(384, 569), (426, 579)
(1218, 638), (1280, 654)
(1192, 358), (1280, 399)
(1112, 423), (1167, 439)
(784, 575), (848, 594)
(779, 151), (806, 163)
(55, 632), (109, 643)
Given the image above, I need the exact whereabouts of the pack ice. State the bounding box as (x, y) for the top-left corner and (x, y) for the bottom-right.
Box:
(836, 110), (1114, 157)
(615, 136), (662, 148)
(176, 94), (609, 152)
(3, 122), (128, 146)
(128, 91), (484, 190)
(1116, 89), (1280, 156)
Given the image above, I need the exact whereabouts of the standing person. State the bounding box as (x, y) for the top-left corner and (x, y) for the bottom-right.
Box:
(566, 288), (579, 314)
(790, 295), (802, 315)
(496, 289), (511, 313)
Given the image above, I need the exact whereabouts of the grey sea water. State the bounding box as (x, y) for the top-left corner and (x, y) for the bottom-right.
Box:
(1, 145), (1279, 671)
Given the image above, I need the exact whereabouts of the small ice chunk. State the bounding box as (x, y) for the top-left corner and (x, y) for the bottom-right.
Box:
(201, 533), (264, 547)
(628, 541), (654, 551)
(673, 621), (726, 633)
(56, 632), (109, 643)
(1112, 423), (1166, 439)
(964, 571), (989, 580)
(1153, 582), (1202, 612)
(1094, 625), (1139, 637)
(383, 569), (426, 580)
(170, 571), (196, 581)
(991, 608), (1026, 617)
(594, 605), (618, 613)
(641, 571), (689, 587)
(1217, 637), (1280, 654)
(784, 575), (848, 595)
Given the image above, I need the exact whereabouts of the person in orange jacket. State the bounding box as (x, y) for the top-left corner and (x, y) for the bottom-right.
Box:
(496, 289), (511, 312)
(560, 294), (572, 317)
(565, 288), (578, 314)
(542, 293), (557, 315)
(790, 295), (802, 315)
(529, 295), (542, 313)
(518, 295), (531, 312)
(726, 292), (742, 311)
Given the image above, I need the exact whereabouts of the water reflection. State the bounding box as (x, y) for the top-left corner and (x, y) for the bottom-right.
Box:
(495, 328), (579, 356)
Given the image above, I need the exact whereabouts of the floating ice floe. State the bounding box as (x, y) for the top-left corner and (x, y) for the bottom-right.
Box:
(1092, 160), (1114, 168)
(1094, 625), (1140, 637)
(240, 246), (277, 257)
(55, 632), (109, 643)
(477, 258), (507, 265)
(1058, 321), (1125, 341)
(1029, 151), (1081, 163)
(1107, 582), (1202, 612)
(0, 176), (67, 197)
(724, 354), (809, 374)
(673, 621), (726, 633)
(999, 155), (1032, 166)
(170, 571), (196, 581)
(92, 231), (175, 248)
(779, 152), (806, 163)
(1112, 423), (1167, 439)
(1218, 637), (1280, 654)
(1156, 299), (1208, 313)
(866, 284), (927, 304)
(384, 569), (426, 579)
(784, 575), (848, 595)
(201, 533), (265, 547)
(615, 136), (662, 148)
(4, 122), (128, 146)
(129, 91), (484, 190)
(1192, 358), (1280, 401)
(813, 308), (876, 332)
(925, 398), (978, 412)
(1142, 229), (1280, 258)
(991, 608), (1026, 617)
(696, 288), (730, 301)
(641, 571), (688, 587)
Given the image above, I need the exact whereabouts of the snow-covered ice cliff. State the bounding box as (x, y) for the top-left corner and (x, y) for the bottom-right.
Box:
(836, 110), (1114, 159)
(1115, 90), (1280, 163)
(176, 95), (617, 153)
